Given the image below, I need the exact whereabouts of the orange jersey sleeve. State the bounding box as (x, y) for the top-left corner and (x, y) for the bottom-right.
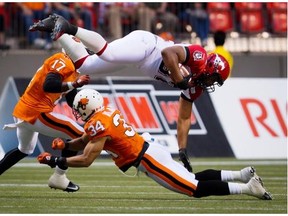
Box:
(13, 52), (79, 123)
(84, 107), (145, 169)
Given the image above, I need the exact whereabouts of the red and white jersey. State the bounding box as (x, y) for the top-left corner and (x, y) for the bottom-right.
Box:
(77, 30), (207, 101)
(13, 52), (79, 124)
(136, 33), (206, 101)
(84, 106), (145, 169)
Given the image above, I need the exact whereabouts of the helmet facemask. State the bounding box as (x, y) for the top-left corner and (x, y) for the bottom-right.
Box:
(200, 53), (230, 93)
(72, 99), (95, 121)
(195, 72), (223, 93)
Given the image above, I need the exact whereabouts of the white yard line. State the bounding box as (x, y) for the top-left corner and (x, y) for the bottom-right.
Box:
(13, 160), (287, 167)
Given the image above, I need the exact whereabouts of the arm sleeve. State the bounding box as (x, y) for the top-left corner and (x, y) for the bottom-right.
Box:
(43, 72), (62, 93)
(65, 88), (78, 108)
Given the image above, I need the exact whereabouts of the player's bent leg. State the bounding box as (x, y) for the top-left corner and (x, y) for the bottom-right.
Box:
(57, 34), (90, 65)
(49, 148), (79, 192)
(25, 114), (83, 192)
(193, 180), (230, 198)
(193, 177), (272, 200)
(195, 169), (222, 181)
(0, 148), (28, 175)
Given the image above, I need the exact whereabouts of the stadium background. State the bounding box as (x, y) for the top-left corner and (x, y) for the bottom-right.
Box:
(0, 2), (287, 159)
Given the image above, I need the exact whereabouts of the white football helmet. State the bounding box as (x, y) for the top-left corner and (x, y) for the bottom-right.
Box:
(72, 89), (104, 121)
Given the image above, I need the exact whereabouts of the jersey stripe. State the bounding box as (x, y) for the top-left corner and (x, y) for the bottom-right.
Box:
(39, 113), (82, 138)
(141, 154), (197, 196)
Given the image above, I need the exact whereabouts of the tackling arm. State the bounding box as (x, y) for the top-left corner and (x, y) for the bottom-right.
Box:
(52, 134), (89, 151)
(38, 136), (107, 168)
(161, 46), (184, 84)
(43, 72), (90, 93)
(65, 136), (107, 167)
(161, 46), (191, 90)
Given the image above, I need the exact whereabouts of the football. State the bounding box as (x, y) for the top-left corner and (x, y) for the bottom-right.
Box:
(179, 64), (191, 77)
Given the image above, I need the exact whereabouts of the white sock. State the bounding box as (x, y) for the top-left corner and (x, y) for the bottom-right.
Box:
(58, 34), (89, 63)
(75, 27), (107, 54)
(228, 182), (242, 195)
(54, 166), (67, 175)
(221, 170), (241, 182)
(239, 183), (252, 195)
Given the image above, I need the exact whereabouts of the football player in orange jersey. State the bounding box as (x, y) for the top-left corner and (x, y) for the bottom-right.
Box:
(38, 89), (272, 200)
(0, 50), (90, 192)
(30, 14), (232, 173)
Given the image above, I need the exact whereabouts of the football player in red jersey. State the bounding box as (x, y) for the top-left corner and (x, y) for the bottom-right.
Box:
(38, 89), (272, 200)
(30, 14), (231, 173)
(0, 51), (90, 192)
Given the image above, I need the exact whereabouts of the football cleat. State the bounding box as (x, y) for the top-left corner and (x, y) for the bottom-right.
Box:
(246, 176), (272, 200)
(29, 14), (58, 32)
(240, 166), (256, 183)
(51, 15), (71, 41)
(48, 173), (80, 193)
(63, 181), (80, 193)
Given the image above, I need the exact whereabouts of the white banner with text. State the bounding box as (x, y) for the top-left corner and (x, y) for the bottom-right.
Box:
(210, 78), (287, 159)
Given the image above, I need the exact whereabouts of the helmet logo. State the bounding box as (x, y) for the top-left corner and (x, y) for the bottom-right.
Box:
(193, 51), (203, 61)
(214, 55), (225, 71)
(77, 98), (89, 110)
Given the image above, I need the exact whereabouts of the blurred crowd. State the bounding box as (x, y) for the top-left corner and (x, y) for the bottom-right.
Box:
(0, 2), (286, 50)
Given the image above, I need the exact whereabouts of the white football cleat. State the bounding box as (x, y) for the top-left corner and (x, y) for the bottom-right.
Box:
(240, 166), (256, 183)
(48, 173), (80, 192)
(247, 176), (272, 200)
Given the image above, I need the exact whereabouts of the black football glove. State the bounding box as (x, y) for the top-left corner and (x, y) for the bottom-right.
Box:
(37, 152), (67, 169)
(179, 148), (193, 172)
(175, 74), (193, 90)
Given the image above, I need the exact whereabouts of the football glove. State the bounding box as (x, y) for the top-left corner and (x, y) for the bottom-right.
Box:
(179, 148), (193, 172)
(37, 152), (67, 169)
(52, 138), (66, 150)
(175, 74), (193, 90)
(72, 74), (90, 88)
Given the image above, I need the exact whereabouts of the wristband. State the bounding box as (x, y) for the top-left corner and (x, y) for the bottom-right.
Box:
(176, 79), (189, 90)
(67, 82), (74, 90)
(56, 157), (68, 170)
(176, 74), (193, 90)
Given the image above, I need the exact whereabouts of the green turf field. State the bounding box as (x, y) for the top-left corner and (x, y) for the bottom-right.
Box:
(0, 157), (286, 214)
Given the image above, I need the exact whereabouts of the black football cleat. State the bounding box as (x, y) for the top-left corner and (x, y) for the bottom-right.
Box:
(63, 181), (80, 193)
(51, 15), (71, 41)
(29, 13), (58, 32)
(48, 173), (80, 193)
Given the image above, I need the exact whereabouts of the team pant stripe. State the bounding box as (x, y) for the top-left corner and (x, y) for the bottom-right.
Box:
(39, 113), (82, 138)
(142, 154), (196, 196)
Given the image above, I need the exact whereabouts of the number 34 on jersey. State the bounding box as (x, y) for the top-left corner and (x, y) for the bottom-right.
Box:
(85, 107), (136, 138)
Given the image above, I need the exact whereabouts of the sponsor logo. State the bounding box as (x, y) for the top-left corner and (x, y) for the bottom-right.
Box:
(55, 83), (207, 136)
